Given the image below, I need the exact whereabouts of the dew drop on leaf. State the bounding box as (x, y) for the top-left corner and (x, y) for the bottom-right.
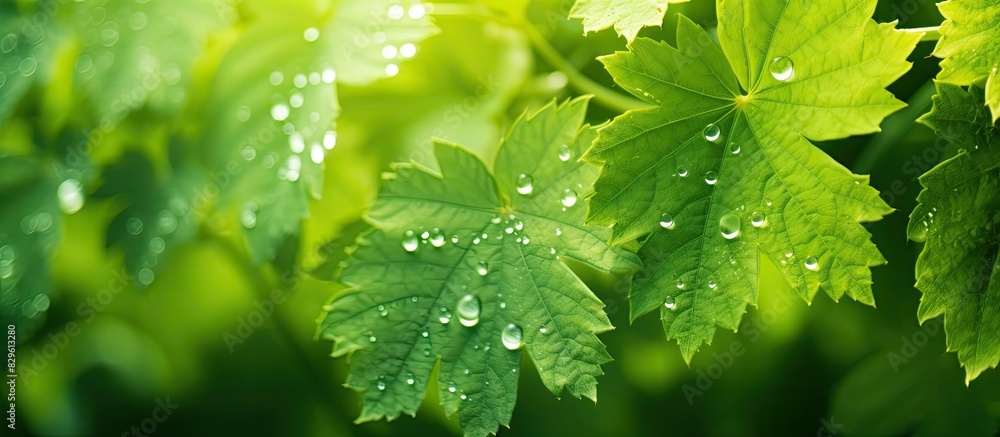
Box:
(704, 124), (722, 143)
(438, 307), (452, 324)
(677, 165), (689, 177)
(126, 217), (144, 235)
(303, 27), (320, 42)
(476, 261), (488, 276)
(770, 56), (794, 82)
(663, 295), (676, 310)
(750, 211), (766, 228)
(271, 103), (289, 121)
(405, 373), (415, 385)
(457, 294), (480, 327)
(377, 380), (386, 390)
(705, 171), (718, 185)
(516, 174), (534, 195)
(501, 323), (522, 350)
(558, 144), (572, 162)
(429, 228), (445, 247)
(708, 277), (717, 289)
(729, 142), (741, 155)
(805, 256), (819, 271)
(660, 212), (675, 229)
(561, 189), (577, 207)
(57, 179), (85, 214)
(402, 230), (419, 252)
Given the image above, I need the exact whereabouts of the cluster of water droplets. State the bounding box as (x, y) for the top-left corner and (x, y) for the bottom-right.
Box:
(120, 195), (189, 286)
(379, 2), (431, 77)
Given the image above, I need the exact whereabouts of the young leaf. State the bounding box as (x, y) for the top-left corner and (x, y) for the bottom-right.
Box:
(910, 82), (1000, 383)
(0, 157), (61, 338)
(934, 0), (1000, 121)
(584, 2), (919, 361)
(569, 0), (689, 42)
(319, 98), (639, 437)
(200, 0), (436, 263)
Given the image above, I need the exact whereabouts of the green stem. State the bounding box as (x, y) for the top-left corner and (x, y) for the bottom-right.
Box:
(200, 228), (342, 416)
(903, 26), (942, 43)
(522, 23), (650, 113)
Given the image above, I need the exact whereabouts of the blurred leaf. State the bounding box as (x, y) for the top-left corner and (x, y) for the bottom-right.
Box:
(584, 4), (919, 362)
(0, 156), (60, 338)
(0, 5), (56, 126)
(934, 0), (1000, 121)
(201, 0), (437, 263)
(310, 218), (371, 281)
(909, 82), (1000, 383)
(320, 98), (639, 437)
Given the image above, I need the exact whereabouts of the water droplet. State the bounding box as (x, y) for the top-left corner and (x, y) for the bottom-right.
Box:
(708, 278), (717, 289)
(561, 189), (578, 207)
(705, 171), (718, 185)
(558, 144), (572, 162)
(405, 373), (415, 385)
(289, 92), (304, 108)
(409, 4), (426, 19)
(457, 295), (480, 327)
(675, 279), (685, 289)
(425, 228), (444, 247)
(476, 261), (488, 276)
(729, 142), (741, 155)
(377, 380), (386, 390)
(750, 212), (766, 228)
(57, 179), (85, 214)
(322, 68), (336, 83)
(720, 212), (740, 240)
(271, 103), (289, 121)
(310, 144), (325, 164)
(659, 213), (675, 229)
(388, 4), (405, 19)
(804, 256), (819, 271)
(501, 323), (522, 350)
(677, 165), (689, 177)
(149, 237), (166, 254)
(399, 43), (416, 58)
(664, 295), (676, 310)
(0, 34), (16, 53)
(770, 56), (794, 82)
(303, 27), (320, 42)
(447, 382), (457, 393)
(516, 174), (533, 195)
(381, 44), (398, 59)
(704, 124), (722, 143)
(282, 155), (301, 181)
(269, 71), (284, 86)
(539, 325), (548, 334)
(438, 307), (452, 324)
(385, 63), (399, 77)
(294, 74), (307, 88)
(127, 217), (144, 235)
(555, 227), (562, 236)
(403, 230), (419, 252)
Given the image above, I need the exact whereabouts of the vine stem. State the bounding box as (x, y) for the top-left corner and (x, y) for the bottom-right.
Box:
(903, 26), (942, 43)
(199, 227), (343, 417)
(521, 22), (650, 113)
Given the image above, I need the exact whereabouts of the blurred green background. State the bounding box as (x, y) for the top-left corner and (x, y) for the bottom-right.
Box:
(2, 0), (999, 435)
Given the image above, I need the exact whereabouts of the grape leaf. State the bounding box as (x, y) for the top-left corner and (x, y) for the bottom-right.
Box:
(583, 2), (919, 361)
(201, 0), (436, 262)
(909, 82), (1000, 383)
(569, 0), (689, 42)
(0, 156), (61, 337)
(94, 150), (199, 287)
(71, 0), (224, 122)
(319, 98), (639, 437)
(934, 0), (1000, 122)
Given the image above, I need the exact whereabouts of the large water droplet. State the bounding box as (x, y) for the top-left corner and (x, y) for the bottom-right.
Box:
(659, 213), (675, 230)
(729, 142), (741, 155)
(403, 230), (419, 252)
(558, 144), (572, 162)
(405, 373), (415, 385)
(501, 323), (522, 350)
(561, 189), (577, 207)
(720, 212), (740, 240)
(677, 165), (689, 177)
(704, 124), (722, 143)
(429, 228), (445, 247)
(516, 174), (533, 195)
(664, 295), (676, 310)
(457, 295), (481, 327)
(476, 261), (488, 276)
(750, 211), (766, 228)
(377, 379), (386, 390)
(57, 179), (85, 214)
(804, 256), (819, 271)
(708, 278), (717, 289)
(705, 171), (718, 185)
(770, 56), (794, 82)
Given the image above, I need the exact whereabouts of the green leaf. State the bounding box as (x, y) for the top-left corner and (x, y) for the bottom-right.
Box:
(0, 156), (60, 337)
(319, 98), (639, 437)
(584, 3), (919, 362)
(94, 151), (199, 287)
(569, 0), (688, 42)
(910, 82), (1000, 383)
(71, 0), (224, 122)
(934, 0), (1000, 121)
(201, 0), (437, 262)
(0, 5), (55, 126)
